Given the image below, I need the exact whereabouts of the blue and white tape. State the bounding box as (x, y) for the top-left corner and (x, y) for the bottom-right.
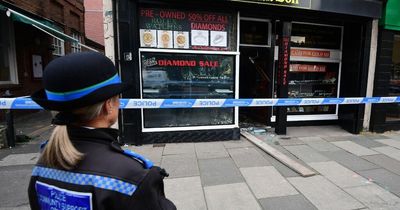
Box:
(0, 97), (399, 110)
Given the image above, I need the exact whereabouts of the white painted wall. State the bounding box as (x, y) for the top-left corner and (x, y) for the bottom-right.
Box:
(363, 19), (379, 131)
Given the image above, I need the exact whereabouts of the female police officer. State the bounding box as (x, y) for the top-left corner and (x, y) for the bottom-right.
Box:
(28, 52), (176, 210)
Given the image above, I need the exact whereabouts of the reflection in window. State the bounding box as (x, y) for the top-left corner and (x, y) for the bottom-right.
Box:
(240, 20), (270, 46)
(386, 35), (400, 122)
(291, 23), (342, 49)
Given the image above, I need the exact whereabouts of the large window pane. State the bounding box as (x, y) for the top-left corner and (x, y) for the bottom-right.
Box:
(141, 52), (235, 127)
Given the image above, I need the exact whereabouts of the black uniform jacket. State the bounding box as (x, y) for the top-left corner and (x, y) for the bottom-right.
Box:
(28, 126), (176, 210)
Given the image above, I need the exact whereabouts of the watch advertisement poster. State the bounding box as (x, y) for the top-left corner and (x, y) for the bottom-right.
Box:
(139, 8), (236, 51)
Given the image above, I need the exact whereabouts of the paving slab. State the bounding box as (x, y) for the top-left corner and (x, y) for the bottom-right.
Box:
(322, 135), (356, 142)
(358, 168), (400, 197)
(163, 143), (195, 155)
(276, 138), (305, 146)
(198, 157), (244, 186)
(0, 205), (31, 210)
(240, 166), (298, 199)
(322, 150), (379, 171)
(309, 161), (370, 188)
(0, 168), (32, 208)
(127, 145), (164, 164)
(376, 139), (400, 150)
(332, 141), (379, 156)
(345, 184), (400, 210)
(351, 136), (386, 148)
(283, 145), (330, 163)
(204, 182), (262, 210)
(299, 137), (341, 152)
(362, 154), (400, 176)
(161, 154), (199, 178)
(287, 126), (350, 137)
(228, 147), (270, 168)
(0, 153), (39, 167)
(223, 139), (253, 149)
(259, 194), (318, 210)
(372, 146), (400, 161)
(195, 142), (229, 159)
(258, 148), (300, 177)
(164, 176), (207, 210)
(288, 175), (365, 210)
(364, 134), (391, 140)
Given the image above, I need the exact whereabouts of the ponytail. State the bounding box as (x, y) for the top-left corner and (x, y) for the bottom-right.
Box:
(40, 126), (83, 170)
(40, 98), (112, 170)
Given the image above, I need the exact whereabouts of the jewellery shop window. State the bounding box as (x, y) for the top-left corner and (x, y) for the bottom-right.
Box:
(275, 23), (342, 116)
(138, 7), (237, 128)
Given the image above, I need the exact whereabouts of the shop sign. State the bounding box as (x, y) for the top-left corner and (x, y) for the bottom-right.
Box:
(230, 0), (311, 9)
(277, 36), (290, 85)
(139, 8), (236, 51)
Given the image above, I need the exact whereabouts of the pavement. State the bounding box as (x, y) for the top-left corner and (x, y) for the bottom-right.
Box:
(3, 111), (400, 209)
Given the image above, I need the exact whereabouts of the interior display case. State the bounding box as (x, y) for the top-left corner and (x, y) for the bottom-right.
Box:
(274, 22), (342, 120)
(287, 61), (339, 114)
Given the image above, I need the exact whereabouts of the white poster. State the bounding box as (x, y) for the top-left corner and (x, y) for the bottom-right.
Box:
(173, 31), (189, 49)
(32, 55), (43, 78)
(140, 29), (157, 47)
(191, 30), (209, 46)
(210, 31), (227, 47)
(157, 30), (173, 48)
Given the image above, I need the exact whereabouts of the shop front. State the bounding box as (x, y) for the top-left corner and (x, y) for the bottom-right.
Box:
(113, 0), (382, 144)
(370, 0), (400, 132)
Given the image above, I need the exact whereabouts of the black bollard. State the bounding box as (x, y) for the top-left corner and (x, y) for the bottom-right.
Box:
(3, 90), (15, 148)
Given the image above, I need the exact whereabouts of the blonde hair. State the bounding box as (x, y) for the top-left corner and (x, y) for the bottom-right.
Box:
(40, 98), (112, 170)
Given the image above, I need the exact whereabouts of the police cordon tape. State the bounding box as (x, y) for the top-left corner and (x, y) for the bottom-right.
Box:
(0, 97), (399, 109)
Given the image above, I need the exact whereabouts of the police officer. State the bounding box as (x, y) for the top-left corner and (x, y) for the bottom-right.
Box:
(28, 52), (176, 210)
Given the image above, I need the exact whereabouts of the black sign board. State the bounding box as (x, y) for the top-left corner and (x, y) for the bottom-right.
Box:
(139, 8), (237, 51)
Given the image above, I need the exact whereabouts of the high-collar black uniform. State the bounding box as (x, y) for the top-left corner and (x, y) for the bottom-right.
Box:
(28, 126), (176, 210)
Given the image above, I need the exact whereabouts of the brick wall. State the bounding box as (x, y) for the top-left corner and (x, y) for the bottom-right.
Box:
(84, 0), (104, 46)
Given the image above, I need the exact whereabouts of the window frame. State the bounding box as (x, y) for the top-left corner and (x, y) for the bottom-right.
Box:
(52, 37), (65, 57)
(0, 14), (18, 85)
(138, 9), (241, 132)
(71, 32), (82, 53)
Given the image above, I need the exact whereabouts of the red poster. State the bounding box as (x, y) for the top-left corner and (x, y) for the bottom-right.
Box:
(291, 49), (330, 58)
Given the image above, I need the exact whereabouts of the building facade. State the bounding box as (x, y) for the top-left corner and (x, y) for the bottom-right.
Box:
(84, 0), (105, 50)
(370, 0), (400, 132)
(109, 0), (382, 144)
(0, 0), (84, 99)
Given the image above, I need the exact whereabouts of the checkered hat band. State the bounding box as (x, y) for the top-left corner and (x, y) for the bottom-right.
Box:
(32, 166), (137, 196)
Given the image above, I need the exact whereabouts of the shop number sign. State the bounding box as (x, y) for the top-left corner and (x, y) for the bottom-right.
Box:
(139, 8), (236, 51)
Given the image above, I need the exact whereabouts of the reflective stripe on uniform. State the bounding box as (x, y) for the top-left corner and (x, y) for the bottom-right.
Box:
(123, 149), (154, 169)
(32, 166), (137, 196)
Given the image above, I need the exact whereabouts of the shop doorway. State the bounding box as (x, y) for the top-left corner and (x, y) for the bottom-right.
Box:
(239, 18), (273, 127)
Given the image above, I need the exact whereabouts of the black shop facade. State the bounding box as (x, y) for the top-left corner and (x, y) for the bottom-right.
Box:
(113, 0), (382, 144)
